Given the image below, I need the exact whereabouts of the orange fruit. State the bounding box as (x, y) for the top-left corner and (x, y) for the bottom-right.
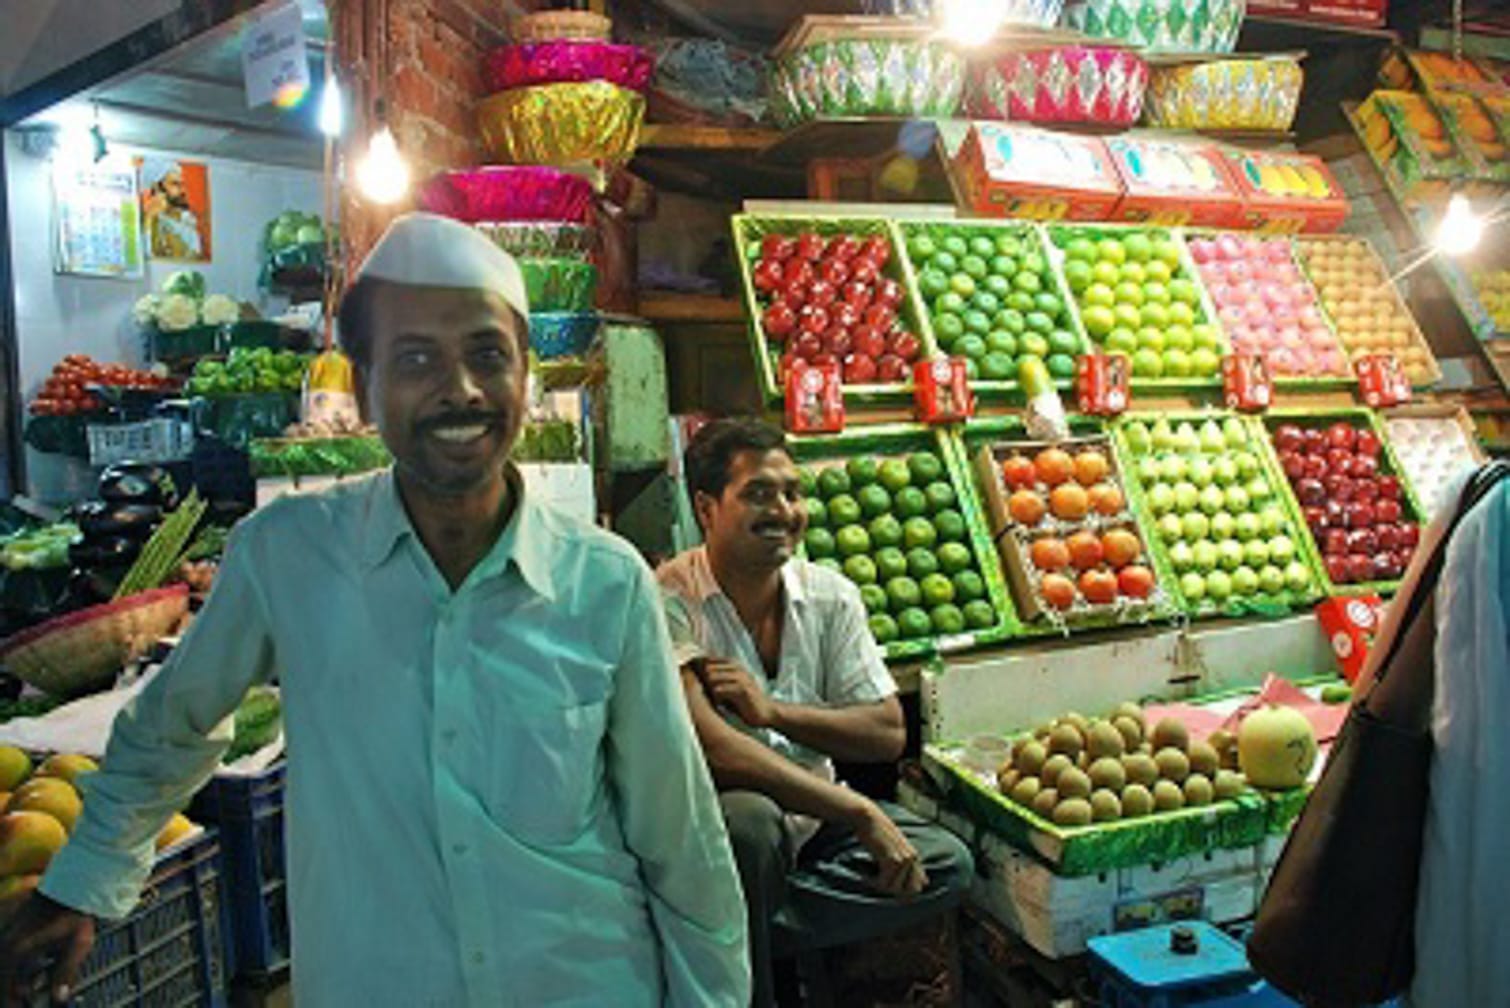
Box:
(1073, 450), (1110, 487)
(1041, 573), (1077, 611)
(1079, 569), (1119, 605)
(1118, 565), (1156, 599)
(1066, 530), (1104, 571)
(1008, 490), (1047, 527)
(1030, 537), (1070, 572)
(1033, 448), (1075, 487)
(1102, 528), (1142, 569)
(1049, 483), (1090, 521)
(1089, 482), (1125, 515)
(1001, 455), (1038, 490)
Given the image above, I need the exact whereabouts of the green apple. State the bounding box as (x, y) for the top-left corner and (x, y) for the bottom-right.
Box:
(1163, 350), (1193, 378)
(1115, 281), (1146, 307)
(1169, 541), (1196, 572)
(1233, 449), (1260, 477)
(1245, 477), (1272, 502)
(1259, 506), (1289, 538)
(1161, 455), (1189, 482)
(1158, 514), (1185, 543)
(1199, 485), (1227, 516)
(1107, 328), (1139, 355)
(1188, 458), (1215, 488)
(1211, 456), (1239, 486)
(1224, 486), (1251, 514)
(1151, 419), (1177, 451)
(1205, 570), (1233, 601)
(1217, 539), (1246, 572)
(1234, 513), (1263, 541)
(1121, 261), (1147, 284)
(1243, 539), (1271, 568)
(1137, 327), (1167, 352)
(1199, 421), (1226, 453)
(1283, 561), (1312, 592)
(1147, 483), (1177, 515)
(1180, 572), (1207, 602)
(1174, 423), (1199, 451)
(1223, 418), (1250, 449)
(1163, 324), (1194, 352)
(1268, 535), (1297, 564)
(1137, 457), (1163, 484)
(1132, 348), (1164, 378)
(1190, 322), (1221, 348)
(1232, 566), (1260, 596)
(1115, 305), (1144, 332)
(1211, 512), (1237, 541)
(1124, 421), (1153, 455)
(1259, 564), (1287, 594)
(1181, 511), (1211, 542)
(1191, 348), (1222, 377)
(1192, 541), (1220, 573)
(1174, 482), (1202, 512)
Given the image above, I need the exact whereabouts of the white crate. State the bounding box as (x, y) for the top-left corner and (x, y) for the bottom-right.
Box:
(86, 419), (193, 466)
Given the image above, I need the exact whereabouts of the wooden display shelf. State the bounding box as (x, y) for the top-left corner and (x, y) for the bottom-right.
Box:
(1240, 14), (1400, 45)
(637, 124), (783, 151)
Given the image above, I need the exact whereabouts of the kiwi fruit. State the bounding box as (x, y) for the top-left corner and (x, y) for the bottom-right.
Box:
(1121, 783), (1154, 818)
(1048, 723), (1084, 759)
(1061, 711), (1091, 733)
(1183, 773), (1214, 806)
(1136, 741), (1154, 756)
(1040, 753), (1073, 789)
(1188, 740), (1220, 777)
(1150, 718), (1190, 753)
(1208, 729), (1238, 769)
(1089, 789), (1122, 822)
(1112, 701), (1146, 728)
(1154, 747), (1191, 783)
(1052, 797), (1093, 827)
(1112, 714), (1143, 750)
(1011, 776), (1043, 806)
(1089, 757), (1127, 793)
(1056, 766), (1092, 800)
(1152, 779), (1185, 812)
(1033, 722), (1054, 740)
(1075, 750), (1091, 770)
(1086, 720), (1126, 760)
(1122, 752), (1159, 787)
(1015, 739), (1048, 775)
(997, 767), (1020, 794)
(1213, 769), (1247, 800)
(1032, 787), (1059, 818)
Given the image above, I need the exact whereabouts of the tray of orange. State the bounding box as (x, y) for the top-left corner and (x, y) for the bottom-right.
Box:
(950, 416), (1177, 636)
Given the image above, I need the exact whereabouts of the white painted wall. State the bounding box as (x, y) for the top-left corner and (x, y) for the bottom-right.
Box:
(5, 131), (322, 399)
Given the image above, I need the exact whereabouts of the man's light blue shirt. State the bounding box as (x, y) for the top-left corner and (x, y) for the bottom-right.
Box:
(42, 467), (750, 1006)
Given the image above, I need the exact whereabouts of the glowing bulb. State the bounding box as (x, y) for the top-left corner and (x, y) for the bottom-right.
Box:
(1436, 194), (1484, 256)
(356, 126), (409, 204)
(937, 0), (1009, 46)
(317, 79), (343, 137)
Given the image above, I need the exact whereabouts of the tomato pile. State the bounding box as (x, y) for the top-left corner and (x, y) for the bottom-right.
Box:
(29, 355), (176, 416)
(749, 230), (922, 385)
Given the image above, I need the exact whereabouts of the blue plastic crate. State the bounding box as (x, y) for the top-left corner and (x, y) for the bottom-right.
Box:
(30, 830), (229, 1008)
(189, 764), (288, 979)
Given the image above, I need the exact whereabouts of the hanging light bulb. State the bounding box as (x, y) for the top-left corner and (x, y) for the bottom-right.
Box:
(1435, 193), (1484, 257)
(937, 0), (1009, 47)
(356, 124), (409, 204)
(317, 77), (344, 138)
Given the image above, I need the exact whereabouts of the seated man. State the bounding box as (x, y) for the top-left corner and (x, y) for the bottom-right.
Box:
(657, 417), (973, 1007)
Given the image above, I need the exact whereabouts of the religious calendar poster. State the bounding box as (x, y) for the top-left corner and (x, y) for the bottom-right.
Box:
(52, 158), (144, 278)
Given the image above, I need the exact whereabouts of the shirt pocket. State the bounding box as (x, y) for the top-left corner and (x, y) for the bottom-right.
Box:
(484, 698), (608, 846)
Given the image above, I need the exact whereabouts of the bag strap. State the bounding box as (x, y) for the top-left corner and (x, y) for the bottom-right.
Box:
(1366, 461), (1510, 690)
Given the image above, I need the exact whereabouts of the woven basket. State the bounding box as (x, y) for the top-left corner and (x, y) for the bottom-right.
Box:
(0, 584), (189, 696)
(512, 11), (611, 43)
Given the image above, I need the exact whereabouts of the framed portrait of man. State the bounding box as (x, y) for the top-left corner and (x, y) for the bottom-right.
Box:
(137, 157), (212, 263)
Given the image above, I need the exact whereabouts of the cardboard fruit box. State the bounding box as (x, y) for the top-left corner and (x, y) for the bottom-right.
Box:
(953, 122), (1124, 222)
(1105, 137), (1245, 229)
(1215, 148), (1349, 234)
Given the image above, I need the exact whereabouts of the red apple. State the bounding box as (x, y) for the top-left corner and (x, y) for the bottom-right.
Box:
(826, 234), (861, 262)
(762, 302), (797, 340)
(1399, 523), (1420, 548)
(1345, 501), (1376, 529)
(863, 304), (896, 331)
(1325, 554), (1352, 584)
(1351, 454), (1379, 479)
(796, 232), (826, 262)
(1280, 450), (1306, 482)
(810, 352), (838, 367)
(891, 331), (922, 362)
(852, 326), (887, 360)
(1347, 528), (1378, 555)
(1325, 421), (1356, 451)
(806, 278), (837, 309)
(1346, 554), (1375, 583)
(1273, 424), (1305, 452)
(799, 305), (830, 335)
(1322, 474), (1354, 503)
(1375, 498), (1403, 524)
(1374, 552), (1402, 580)
(1352, 479), (1380, 504)
(851, 258), (881, 286)
(1377, 475), (1402, 501)
(1323, 528), (1351, 557)
(1324, 499), (1347, 528)
(819, 258), (850, 287)
(1303, 429), (1328, 454)
(753, 259), (784, 293)
(792, 333), (822, 360)
(1376, 524), (1401, 550)
(1325, 448), (1355, 476)
(831, 303), (861, 332)
(1296, 477), (1326, 506)
(1303, 505), (1329, 535)
(783, 258), (815, 287)
(876, 354), (908, 382)
(1354, 430), (1381, 458)
(843, 353), (877, 383)
(761, 234), (796, 262)
(861, 235), (890, 265)
(823, 325), (853, 357)
(842, 281), (873, 309)
(1302, 455), (1329, 480)
(874, 277), (904, 308)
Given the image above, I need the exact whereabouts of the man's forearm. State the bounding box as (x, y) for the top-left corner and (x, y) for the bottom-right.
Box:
(769, 699), (905, 763)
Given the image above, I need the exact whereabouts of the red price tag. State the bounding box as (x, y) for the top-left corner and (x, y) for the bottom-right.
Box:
(912, 357), (976, 424)
(1355, 354), (1411, 408)
(1075, 354), (1130, 417)
(783, 361), (844, 433)
(1222, 354), (1273, 412)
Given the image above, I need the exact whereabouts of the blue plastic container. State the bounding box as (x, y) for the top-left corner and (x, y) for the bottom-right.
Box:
(189, 764), (289, 979)
(1087, 922), (1299, 1008)
(529, 311), (599, 359)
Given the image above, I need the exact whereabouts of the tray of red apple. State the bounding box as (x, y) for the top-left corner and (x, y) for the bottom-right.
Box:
(1264, 412), (1425, 594)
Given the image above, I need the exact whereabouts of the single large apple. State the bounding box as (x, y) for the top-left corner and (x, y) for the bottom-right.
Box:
(1238, 704), (1318, 790)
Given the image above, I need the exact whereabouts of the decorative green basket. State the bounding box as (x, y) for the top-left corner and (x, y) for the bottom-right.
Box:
(520, 258), (600, 313)
(769, 39), (965, 128)
(1058, 0), (1247, 55)
(785, 423), (1022, 662)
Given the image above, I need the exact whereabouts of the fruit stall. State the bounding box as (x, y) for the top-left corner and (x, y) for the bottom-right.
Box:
(2, 0), (1508, 1005)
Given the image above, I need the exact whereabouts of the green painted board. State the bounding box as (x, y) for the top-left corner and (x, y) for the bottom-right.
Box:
(601, 322), (671, 471)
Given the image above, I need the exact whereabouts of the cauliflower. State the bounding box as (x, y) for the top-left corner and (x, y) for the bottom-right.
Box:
(154, 293), (200, 332)
(201, 294), (240, 326)
(131, 294), (160, 329)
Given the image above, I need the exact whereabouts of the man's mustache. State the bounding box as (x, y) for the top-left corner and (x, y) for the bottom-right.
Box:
(415, 411), (506, 436)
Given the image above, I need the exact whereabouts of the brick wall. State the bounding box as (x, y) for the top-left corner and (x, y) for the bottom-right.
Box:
(333, 0), (532, 272)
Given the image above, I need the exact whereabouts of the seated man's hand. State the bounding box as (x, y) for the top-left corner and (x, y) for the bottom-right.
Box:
(850, 799), (927, 898)
(699, 658), (777, 729)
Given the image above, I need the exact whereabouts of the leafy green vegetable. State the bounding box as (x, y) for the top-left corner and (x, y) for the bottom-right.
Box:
(224, 687), (281, 762)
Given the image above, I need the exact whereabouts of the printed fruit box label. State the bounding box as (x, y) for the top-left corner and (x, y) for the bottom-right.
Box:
(1106, 138), (1244, 229)
(957, 123), (1123, 222)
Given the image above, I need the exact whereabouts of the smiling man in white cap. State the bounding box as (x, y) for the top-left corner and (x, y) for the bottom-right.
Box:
(0, 213), (750, 1007)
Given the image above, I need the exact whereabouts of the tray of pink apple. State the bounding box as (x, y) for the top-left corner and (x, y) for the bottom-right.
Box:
(1264, 413), (1426, 595)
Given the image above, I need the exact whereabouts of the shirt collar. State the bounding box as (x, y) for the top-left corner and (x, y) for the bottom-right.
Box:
(691, 546), (807, 607)
(361, 465), (557, 601)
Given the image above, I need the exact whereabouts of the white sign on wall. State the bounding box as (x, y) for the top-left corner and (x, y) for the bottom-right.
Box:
(241, 1), (310, 109)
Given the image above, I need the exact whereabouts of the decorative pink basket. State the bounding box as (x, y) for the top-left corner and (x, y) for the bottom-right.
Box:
(967, 46), (1148, 127)
(483, 41), (655, 94)
(417, 166), (594, 224)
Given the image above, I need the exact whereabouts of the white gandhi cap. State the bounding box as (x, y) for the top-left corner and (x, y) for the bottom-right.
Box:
(354, 212), (530, 321)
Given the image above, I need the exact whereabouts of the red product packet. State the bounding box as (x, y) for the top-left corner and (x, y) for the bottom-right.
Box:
(1220, 673), (1350, 745)
(784, 361), (844, 433)
(1315, 595), (1386, 683)
(1075, 353), (1130, 417)
(1222, 354), (1273, 412)
(1356, 354), (1412, 408)
(913, 357), (975, 424)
